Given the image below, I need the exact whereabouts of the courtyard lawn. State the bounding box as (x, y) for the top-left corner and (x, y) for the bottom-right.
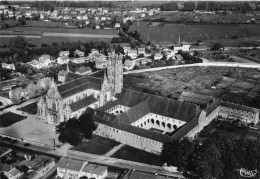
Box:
(17, 101), (38, 115)
(0, 112), (26, 127)
(73, 135), (120, 155)
(111, 145), (164, 166)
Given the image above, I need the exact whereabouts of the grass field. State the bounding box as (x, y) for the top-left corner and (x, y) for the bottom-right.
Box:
(0, 112), (25, 127)
(73, 135), (120, 155)
(17, 101), (38, 115)
(130, 21), (260, 46)
(111, 145), (164, 166)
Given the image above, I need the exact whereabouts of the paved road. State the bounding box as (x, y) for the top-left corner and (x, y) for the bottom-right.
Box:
(42, 32), (118, 38)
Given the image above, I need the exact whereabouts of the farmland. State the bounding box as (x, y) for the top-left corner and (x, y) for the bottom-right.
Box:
(123, 66), (260, 108)
(130, 21), (260, 46)
(0, 27), (118, 46)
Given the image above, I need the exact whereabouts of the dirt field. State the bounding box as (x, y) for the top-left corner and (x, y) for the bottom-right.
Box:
(130, 22), (260, 46)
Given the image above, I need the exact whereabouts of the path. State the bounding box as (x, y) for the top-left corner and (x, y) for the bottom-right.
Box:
(104, 143), (125, 157)
(123, 62), (260, 75)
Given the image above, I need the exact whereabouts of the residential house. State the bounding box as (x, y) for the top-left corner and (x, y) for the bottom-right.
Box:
(57, 158), (85, 179)
(71, 57), (89, 64)
(88, 52), (107, 69)
(94, 58), (108, 69)
(6, 168), (22, 179)
(2, 63), (15, 70)
(81, 163), (108, 179)
(59, 51), (70, 57)
(138, 48), (145, 55)
(114, 23), (120, 29)
(76, 66), (92, 75)
(123, 59), (135, 71)
(175, 55), (183, 61)
(127, 49), (138, 59)
(154, 53), (163, 61)
(74, 49), (84, 57)
(123, 47), (131, 54)
(57, 56), (70, 65)
(140, 57), (152, 64)
(173, 42), (190, 51)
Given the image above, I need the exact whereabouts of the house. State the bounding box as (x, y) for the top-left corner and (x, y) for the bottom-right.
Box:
(175, 55), (183, 61)
(114, 23), (120, 29)
(71, 57), (89, 64)
(173, 42), (190, 51)
(59, 50), (70, 57)
(57, 56), (70, 65)
(76, 66), (92, 75)
(94, 58), (108, 69)
(123, 47), (131, 54)
(127, 49), (138, 59)
(6, 167), (22, 179)
(138, 48), (145, 55)
(29, 55), (51, 69)
(2, 63), (15, 70)
(58, 70), (68, 83)
(123, 59), (135, 70)
(154, 53), (163, 61)
(81, 163), (108, 179)
(140, 57), (152, 64)
(82, 14), (88, 20)
(74, 49), (84, 57)
(57, 158), (86, 179)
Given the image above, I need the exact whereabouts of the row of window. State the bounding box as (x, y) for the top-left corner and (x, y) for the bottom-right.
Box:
(101, 126), (162, 146)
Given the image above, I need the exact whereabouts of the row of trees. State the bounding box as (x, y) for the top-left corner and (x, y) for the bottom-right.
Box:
(160, 1), (253, 13)
(9, 77), (51, 103)
(56, 113), (97, 146)
(161, 130), (260, 179)
(5, 36), (111, 63)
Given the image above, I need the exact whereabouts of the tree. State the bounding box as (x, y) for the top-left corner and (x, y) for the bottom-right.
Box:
(56, 113), (97, 146)
(9, 36), (29, 63)
(10, 87), (23, 103)
(17, 165), (29, 173)
(79, 176), (88, 179)
(211, 43), (223, 51)
(26, 82), (38, 98)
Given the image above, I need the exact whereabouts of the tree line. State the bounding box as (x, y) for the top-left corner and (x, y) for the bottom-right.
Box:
(160, 1), (253, 13)
(161, 129), (260, 179)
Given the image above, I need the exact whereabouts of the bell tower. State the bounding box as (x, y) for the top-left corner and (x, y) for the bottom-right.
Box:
(107, 53), (123, 94)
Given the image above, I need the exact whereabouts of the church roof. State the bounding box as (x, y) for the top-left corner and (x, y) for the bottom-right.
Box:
(65, 72), (82, 82)
(69, 95), (97, 112)
(57, 75), (102, 98)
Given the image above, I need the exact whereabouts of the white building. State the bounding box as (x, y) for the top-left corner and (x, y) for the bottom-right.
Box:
(59, 51), (70, 57)
(74, 49), (85, 57)
(57, 56), (70, 65)
(123, 59), (135, 71)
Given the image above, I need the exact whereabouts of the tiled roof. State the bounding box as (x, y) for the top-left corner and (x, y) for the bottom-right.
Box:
(89, 70), (105, 78)
(81, 163), (107, 175)
(65, 72), (82, 81)
(220, 101), (256, 113)
(180, 91), (214, 102)
(58, 70), (67, 76)
(97, 100), (121, 112)
(9, 168), (20, 176)
(57, 158), (84, 171)
(118, 89), (197, 122)
(205, 99), (221, 116)
(171, 117), (199, 140)
(0, 163), (12, 172)
(69, 95), (97, 112)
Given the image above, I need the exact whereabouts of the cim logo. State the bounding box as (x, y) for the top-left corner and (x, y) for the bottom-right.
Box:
(237, 168), (259, 178)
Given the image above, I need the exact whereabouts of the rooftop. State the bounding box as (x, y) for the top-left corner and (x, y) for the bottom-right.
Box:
(69, 95), (97, 112)
(57, 158), (84, 172)
(82, 163), (107, 175)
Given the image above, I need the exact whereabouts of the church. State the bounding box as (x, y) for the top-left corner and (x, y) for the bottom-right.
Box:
(38, 53), (123, 124)
(38, 53), (260, 154)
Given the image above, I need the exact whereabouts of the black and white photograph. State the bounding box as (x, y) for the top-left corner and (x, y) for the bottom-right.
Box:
(1, 0), (260, 178)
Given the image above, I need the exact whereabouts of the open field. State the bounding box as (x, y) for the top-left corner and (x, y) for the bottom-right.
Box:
(17, 101), (38, 115)
(25, 20), (69, 28)
(2, 26), (118, 35)
(123, 66), (260, 107)
(73, 135), (120, 155)
(111, 145), (164, 166)
(0, 35), (113, 46)
(0, 112), (25, 127)
(130, 22), (260, 46)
